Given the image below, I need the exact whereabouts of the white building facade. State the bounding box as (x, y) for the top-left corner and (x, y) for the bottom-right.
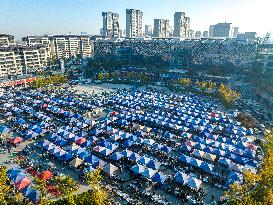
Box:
(173, 12), (191, 38)
(153, 19), (171, 38)
(102, 12), (120, 38)
(126, 9), (143, 38)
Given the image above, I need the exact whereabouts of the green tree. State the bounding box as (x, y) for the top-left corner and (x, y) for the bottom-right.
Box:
(53, 175), (78, 205)
(0, 166), (12, 204)
(33, 177), (48, 205)
(84, 168), (111, 205)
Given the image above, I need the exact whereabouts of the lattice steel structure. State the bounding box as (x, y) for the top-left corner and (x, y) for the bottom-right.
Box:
(94, 39), (257, 68)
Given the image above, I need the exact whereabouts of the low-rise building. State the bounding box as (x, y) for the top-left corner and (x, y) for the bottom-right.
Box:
(0, 34), (15, 47)
(0, 45), (49, 77)
(23, 35), (93, 59)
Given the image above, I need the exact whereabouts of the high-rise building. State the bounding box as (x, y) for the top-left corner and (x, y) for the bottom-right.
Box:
(203, 31), (208, 38)
(126, 9), (143, 38)
(188, 29), (194, 38)
(173, 12), (191, 38)
(233, 27), (239, 38)
(209, 25), (214, 37)
(209, 23), (232, 38)
(195, 31), (202, 38)
(153, 19), (171, 37)
(0, 34), (15, 47)
(102, 12), (120, 38)
(145, 25), (153, 36)
(119, 29), (123, 38)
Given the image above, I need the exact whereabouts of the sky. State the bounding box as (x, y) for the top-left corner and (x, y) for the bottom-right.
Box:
(0, 0), (272, 40)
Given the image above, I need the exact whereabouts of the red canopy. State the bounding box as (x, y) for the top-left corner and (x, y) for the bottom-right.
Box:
(37, 170), (53, 180)
(9, 137), (23, 144)
(15, 177), (31, 190)
(111, 111), (119, 116)
(76, 138), (86, 145)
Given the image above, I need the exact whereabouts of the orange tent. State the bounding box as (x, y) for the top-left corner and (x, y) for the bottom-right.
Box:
(15, 177), (31, 190)
(37, 170), (53, 180)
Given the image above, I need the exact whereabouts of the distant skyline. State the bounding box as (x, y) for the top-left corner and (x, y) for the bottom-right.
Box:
(0, 0), (272, 40)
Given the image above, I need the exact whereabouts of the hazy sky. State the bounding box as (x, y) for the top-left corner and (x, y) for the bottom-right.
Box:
(0, 0), (272, 39)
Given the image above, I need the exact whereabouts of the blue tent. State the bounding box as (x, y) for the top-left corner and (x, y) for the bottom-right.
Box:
(152, 172), (169, 184)
(105, 143), (118, 150)
(243, 149), (255, 159)
(92, 129), (102, 135)
(130, 153), (141, 161)
(43, 143), (55, 151)
(189, 158), (203, 167)
(54, 150), (67, 158)
(78, 150), (91, 160)
(99, 139), (111, 147)
(123, 140), (134, 147)
(179, 154), (192, 164)
(160, 145), (172, 153)
(187, 177), (202, 189)
(121, 149), (133, 158)
(246, 160), (258, 168)
(128, 135), (138, 142)
(100, 148), (113, 156)
(141, 168), (156, 179)
(200, 162), (214, 172)
(26, 189), (40, 203)
(147, 160), (161, 170)
(81, 140), (93, 147)
(137, 156), (151, 165)
(225, 171), (242, 187)
(174, 172), (189, 185)
(7, 168), (21, 178)
(85, 155), (99, 167)
(16, 118), (26, 125)
(131, 164), (145, 174)
(9, 172), (26, 183)
(218, 157), (231, 166)
(0, 125), (10, 133)
(55, 139), (68, 146)
(60, 153), (74, 161)
(21, 185), (35, 196)
(233, 155), (247, 165)
(33, 127), (43, 134)
(110, 152), (123, 161)
(152, 143), (162, 150)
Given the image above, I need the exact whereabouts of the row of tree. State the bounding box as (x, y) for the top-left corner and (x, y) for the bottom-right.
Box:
(28, 75), (68, 88)
(175, 78), (240, 105)
(218, 84), (240, 104)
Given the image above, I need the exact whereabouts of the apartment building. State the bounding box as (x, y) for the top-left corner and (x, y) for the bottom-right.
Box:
(102, 12), (120, 38)
(22, 36), (52, 56)
(0, 49), (22, 77)
(0, 45), (49, 77)
(23, 35), (93, 59)
(209, 23), (232, 38)
(79, 36), (93, 57)
(0, 34), (15, 47)
(153, 19), (171, 38)
(126, 9), (143, 38)
(173, 12), (191, 38)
